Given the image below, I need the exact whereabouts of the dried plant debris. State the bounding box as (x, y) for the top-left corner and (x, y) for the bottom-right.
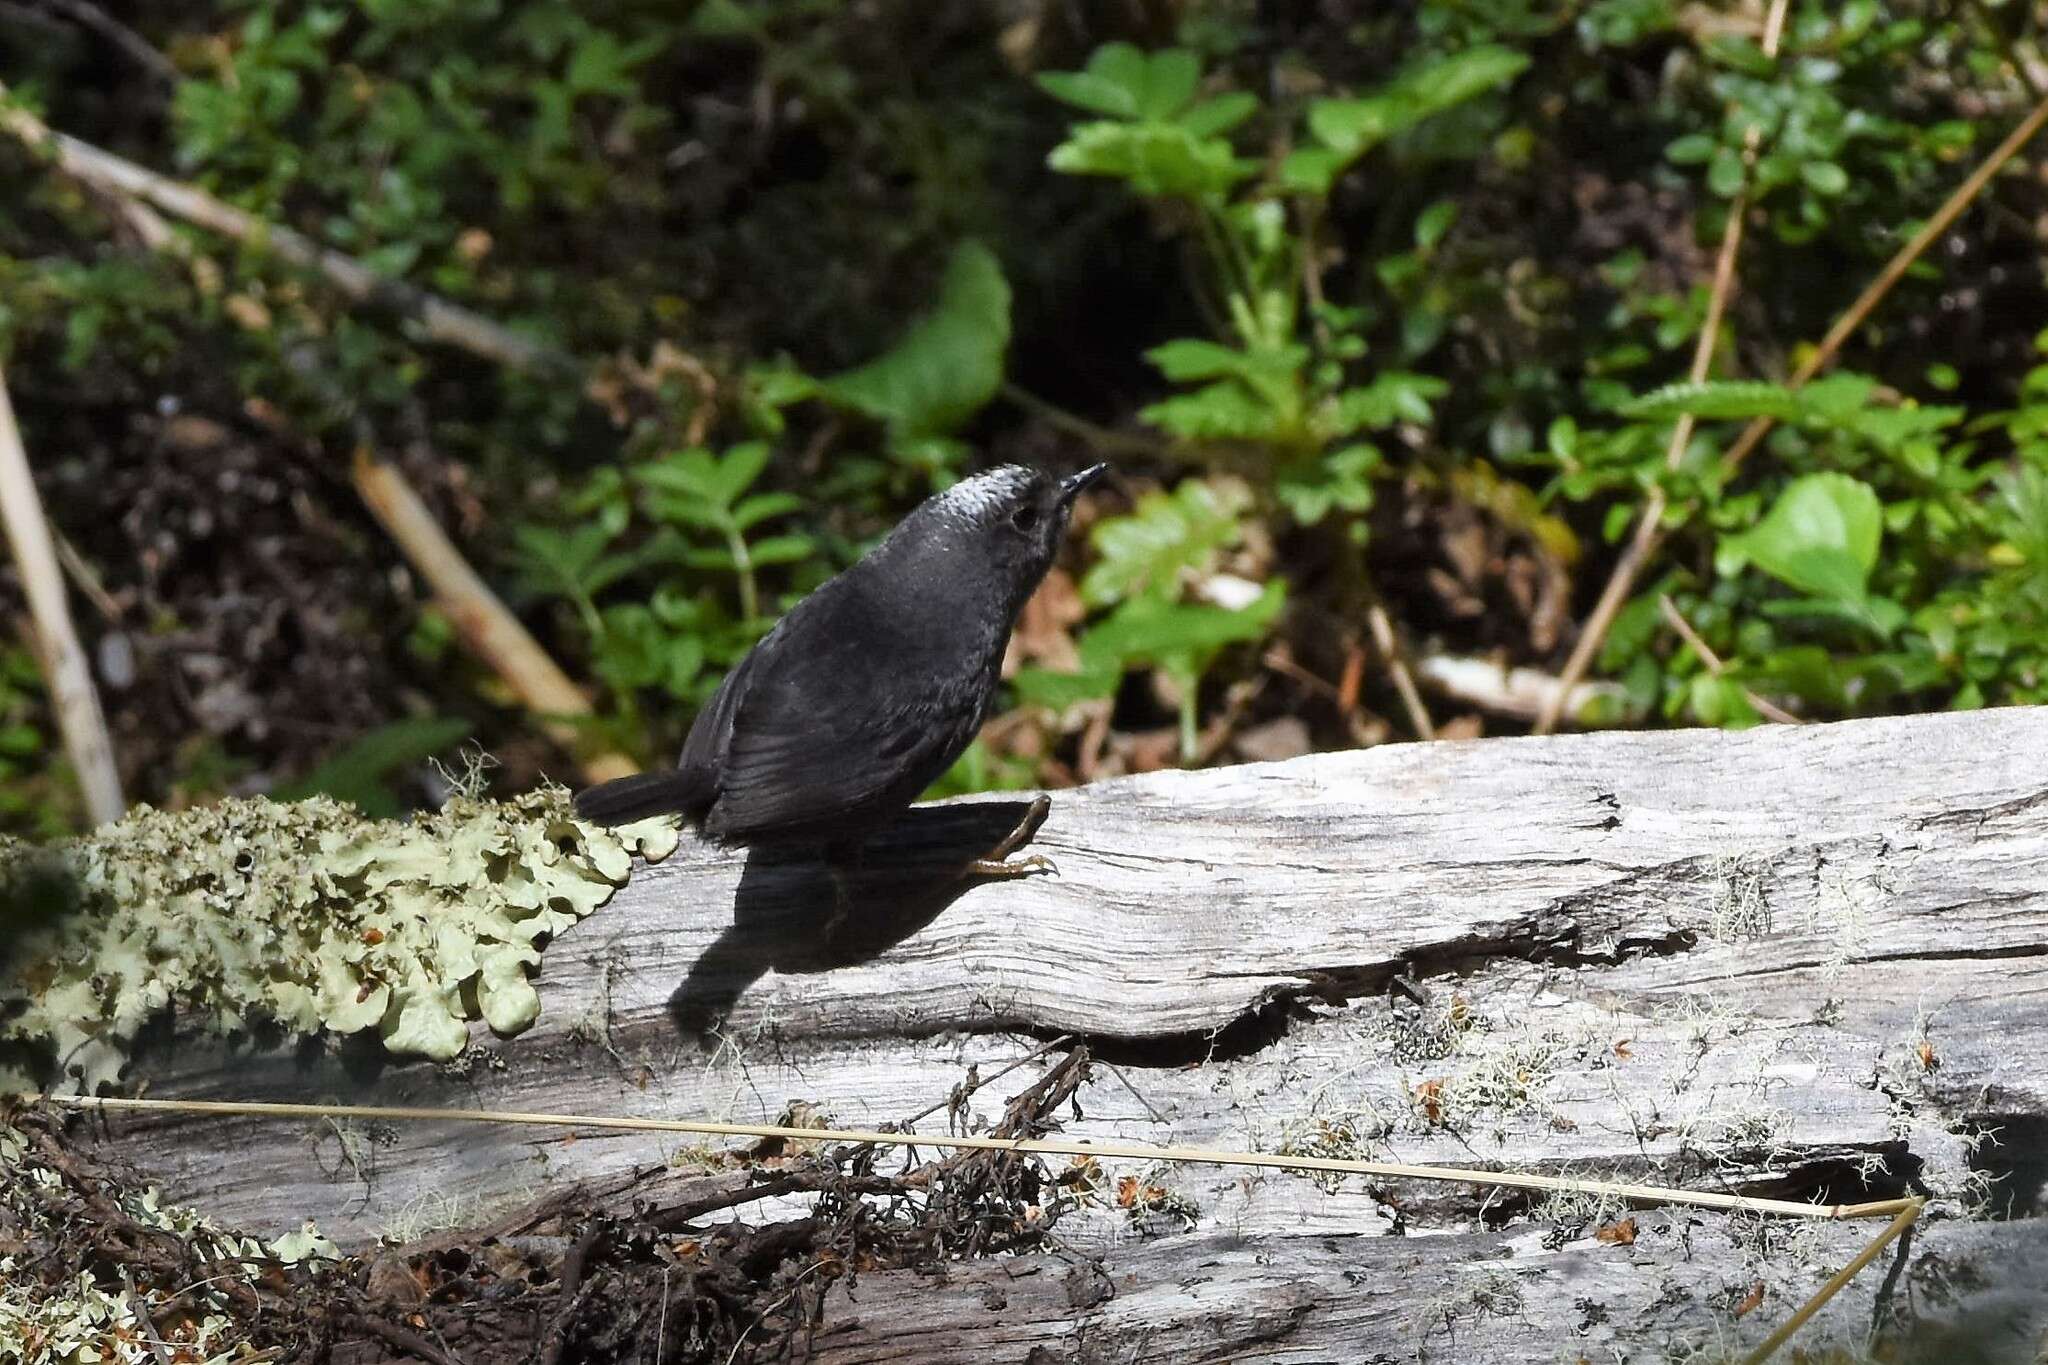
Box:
(0, 793), (680, 1093)
(0, 1109), (343, 1363)
(2, 1051), (1100, 1364)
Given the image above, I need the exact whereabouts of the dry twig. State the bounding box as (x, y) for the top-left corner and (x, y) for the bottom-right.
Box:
(36, 1093), (1920, 1223)
(1366, 601), (1435, 740)
(1656, 595), (1803, 725)
(353, 452), (638, 784)
(0, 366), (124, 823)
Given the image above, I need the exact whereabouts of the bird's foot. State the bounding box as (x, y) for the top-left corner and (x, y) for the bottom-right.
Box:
(961, 794), (1055, 879)
(958, 794), (1056, 879)
(990, 794), (1052, 860)
(964, 853), (1058, 880)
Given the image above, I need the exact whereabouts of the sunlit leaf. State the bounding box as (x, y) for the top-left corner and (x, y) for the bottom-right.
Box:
(1720, 472), (1883, 604)
(814, 240), (1011, 438)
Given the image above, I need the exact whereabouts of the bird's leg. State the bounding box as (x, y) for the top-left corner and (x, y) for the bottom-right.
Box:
(963, 794), (1057, 879)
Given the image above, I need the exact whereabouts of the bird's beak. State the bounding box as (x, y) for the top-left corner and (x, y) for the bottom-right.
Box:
(1057, 463), (1109, 504)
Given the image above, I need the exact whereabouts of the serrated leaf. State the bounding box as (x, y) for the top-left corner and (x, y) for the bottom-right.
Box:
(1140, 382), (1282, 441)
(1011, 660), (1122, 710)
(1146, 337), (1305, 384)
(1081, 477), (1251, 607)
(745, 533), (817, 565)
(730, 491), (803, 530)
(1620, 380), (1807, 422)
(1082, 579), (1285, 662)
(814, 240), (1011, 438)
(1046, 120), (1252, 198)
(1324, 371), (1449, 435)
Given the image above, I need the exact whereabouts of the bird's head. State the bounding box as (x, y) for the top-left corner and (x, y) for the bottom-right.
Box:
(912, 462), (1107, 595)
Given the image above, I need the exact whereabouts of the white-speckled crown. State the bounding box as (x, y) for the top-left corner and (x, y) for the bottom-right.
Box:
(928, 464), (1038, 522)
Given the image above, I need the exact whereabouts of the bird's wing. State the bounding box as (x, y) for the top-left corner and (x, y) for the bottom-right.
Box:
(707, 623), (981, 839)
(675, 640), (757, 785)
(571, 647), (757, 826)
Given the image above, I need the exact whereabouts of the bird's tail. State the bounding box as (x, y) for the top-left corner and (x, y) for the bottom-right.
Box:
(572, 772), (702, 826)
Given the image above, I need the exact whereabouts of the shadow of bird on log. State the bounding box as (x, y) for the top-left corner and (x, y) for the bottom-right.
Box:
(667, 800), (1047, 1040)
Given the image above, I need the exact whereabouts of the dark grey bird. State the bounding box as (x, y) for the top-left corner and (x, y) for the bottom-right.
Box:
(574, 462), (1106, 878)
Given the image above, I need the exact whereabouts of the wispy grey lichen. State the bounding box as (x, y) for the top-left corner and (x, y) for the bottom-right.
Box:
(0, 791), (679, 1092)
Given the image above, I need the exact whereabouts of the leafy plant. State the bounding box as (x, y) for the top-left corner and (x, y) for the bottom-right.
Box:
(1037, 38), (1522, 532)
(507, 440), (811, 756)
(1015, 476), (1280, 759)
(631, 442), (814, 623)
(1036, 44), (1258, 198)
(1280, 45), (1532, 195)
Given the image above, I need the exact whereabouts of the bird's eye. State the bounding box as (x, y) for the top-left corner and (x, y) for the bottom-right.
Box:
(1010, 505), (1041, 532)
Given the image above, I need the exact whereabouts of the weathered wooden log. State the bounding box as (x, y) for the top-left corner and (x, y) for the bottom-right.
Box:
(62, 708), (2048, 1357)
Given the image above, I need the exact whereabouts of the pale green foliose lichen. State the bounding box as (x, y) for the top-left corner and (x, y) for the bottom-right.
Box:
(0, 1120), (340, 1361)
(0, 790), (679, 1093)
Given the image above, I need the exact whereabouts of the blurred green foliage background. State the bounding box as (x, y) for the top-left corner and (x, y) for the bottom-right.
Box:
(3, 0), (2047, 829)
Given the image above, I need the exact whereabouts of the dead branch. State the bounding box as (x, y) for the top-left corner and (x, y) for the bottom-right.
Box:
(0, 364), (123, 823)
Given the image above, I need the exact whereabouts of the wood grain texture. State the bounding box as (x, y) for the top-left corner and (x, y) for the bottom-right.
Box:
(78, 708), (2048, 1358)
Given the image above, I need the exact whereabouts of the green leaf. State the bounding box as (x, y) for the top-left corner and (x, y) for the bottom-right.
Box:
(1278, 146), (1348, 194)
(1081, 477), (1251, 608)
(1036, 44), (1216, 123)
(1620, 380), (1806, 422)
(1133, 48), (1200, 120)
(1140, 383), (1282, 441)
(813, 240), (1011, 438)
(1414, 198), (1459, 250)
(1665, 133), (1716, 164)
(1083, 580), (1286, 661)
(1179, 91), (1259, 138)
(1035, 69), (1141, 120)
(1046, 121), (1253, 198)
(711, 440), (773, 505)
(1011, 660), (1122, 710)
(275, 717), (474, 818)
(1146, 337), (1306, 384)
(1323, 372), (1450, 434)
(1800, 160), (1849, 196)
(1307, 44), (1530, 159)
(744, 534), (817, 565)
(1758, 594), (1907, 639)
(1708, 144), (1746, 196)
(1276, 444), (1381, 526)
(1720, 472), (1884, 603)
(730, 491), (804, 531)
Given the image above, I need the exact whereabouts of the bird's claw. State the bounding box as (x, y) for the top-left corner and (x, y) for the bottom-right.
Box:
(964, 853), (1058, 880)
